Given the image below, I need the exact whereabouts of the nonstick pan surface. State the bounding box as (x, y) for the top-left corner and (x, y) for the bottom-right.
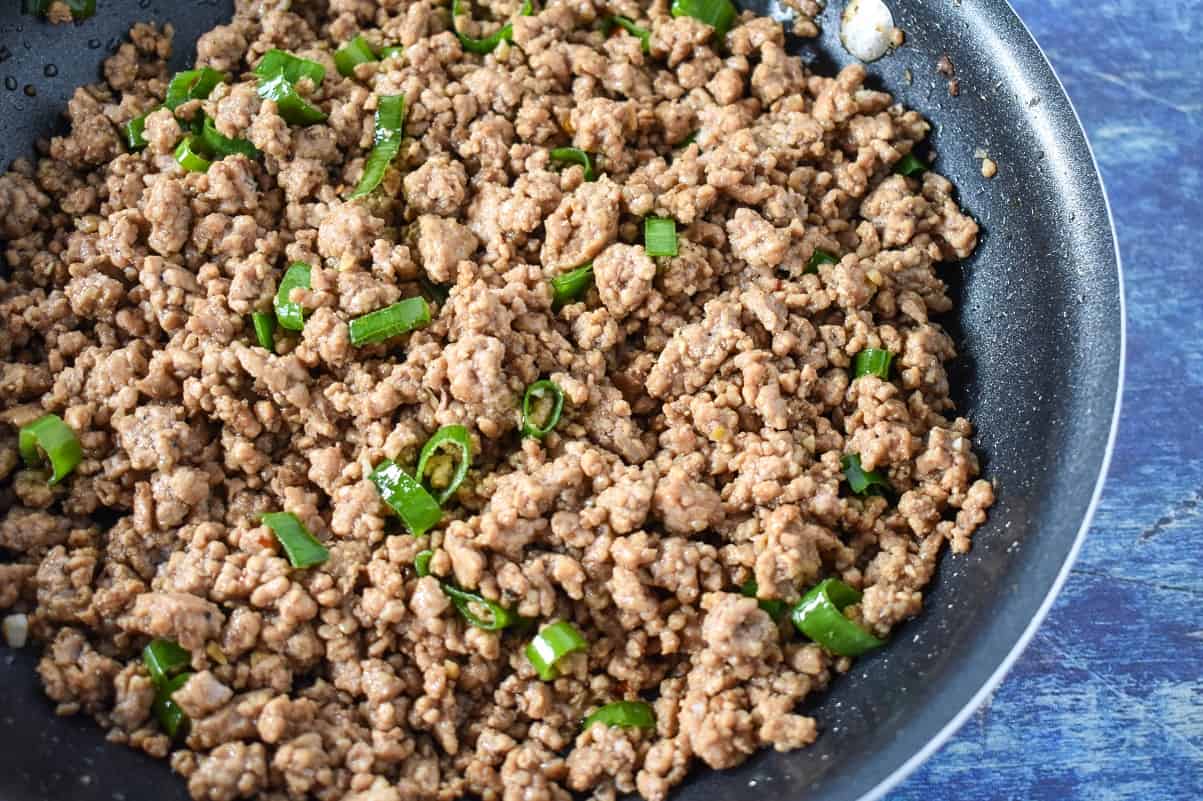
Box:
(0, 2), (1123, 800)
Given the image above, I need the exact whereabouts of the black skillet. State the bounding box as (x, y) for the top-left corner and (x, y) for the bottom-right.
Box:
(0, 1), (1123, 800)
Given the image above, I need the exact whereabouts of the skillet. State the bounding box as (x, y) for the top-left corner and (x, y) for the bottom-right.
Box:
(0, 1), (1123, 800)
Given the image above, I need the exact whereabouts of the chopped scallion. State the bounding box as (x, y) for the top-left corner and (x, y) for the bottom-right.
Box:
(143, 640), (193, 739)
(790, 578), (884, 656)
(348, 94), (406, 199)
(419, 276), (450, 306)
(257, 72), (328, 125)
(125, 112), (150, 151)
(19, 414), (82, 486)
(451, 0), (534, 54)
(603, 16), (651, 54)
(251, 312), (275, 351)
(841, 453), (891, 496)
(854, 348), (894, 380)
(142, 639), (190, 686)
(165, 68), (227, 110)
(174, 136), (212, 173)
(521, 380), (565, 439)
(895, 153), (927, 177)
(442, 584), (518, 630)
(335, 35), (378, 77)
(261, 512), (330, 568)
(415, 549), (434, 577)
(274, 262), (312, 331)
(674, 131), (699, 150)
(151, 672), (192, 739)
(670, 0), (737, 40)
(549, 147), (596, 182)
(415, 425), (473, 505)
(526, 620), (588, 680)
(805, 248), (839, 274)
(740, 579), (788, 620)
(254, 49), (327, 87)
(550, 264), (594, 309)
(378, 45), (405, 60)
(348, 296), (430, 346)
(583, 701), (656, 730)
(370, 459), (443, 536)
(200, 117), (260, 159)
(644, 217), (679, 257)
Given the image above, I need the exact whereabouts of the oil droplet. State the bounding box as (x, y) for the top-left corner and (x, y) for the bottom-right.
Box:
(43, 64), (58, 78)
(4, 76), (16, 91)
(23, 84), (36, 97)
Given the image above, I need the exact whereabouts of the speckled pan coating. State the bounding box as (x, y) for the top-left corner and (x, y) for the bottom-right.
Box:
(0, 1), (1122, 800)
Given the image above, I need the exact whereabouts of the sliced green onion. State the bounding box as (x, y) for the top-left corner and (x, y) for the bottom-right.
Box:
(805, 248), (838, 274)
(142, 639), (190, 686)
(256, 73), (327, 126)
(415, 549), (434, 577)
(674, 131), (699, 150)
(841, 453), (891, 496)
(442, 584), (517, 631)
(521, 380), (565, 439)
(583, 701), (656, 730)
(670, 0), (737, 40)
(348, 94), (407, 199)
(419, 276), (450, 306)
(254, 49), (327, 87)
(854, 348), (894, 380)
(644, 217), (678, 257)
(274, 262), (312, 331)
(415, 425), (472, 506)
(790, 578), (884, 657)
(165, 68), (227, 110)
(550, 264), (594, 309)
(144, 637), (192, 739)
(174, 136), (212, 173)
(370, 459), (443, 536)
(451, 0), (534, 55)
(151, 672), (192, 739)
(526, 620), (588, 680)
(19, 414), (82, 486)
(603, 16), (651, 54)
(549, 147), (596, 182)
(335, 35), (378, 77)
(895, 153), (927, 177)
(348, 296), (430, 346)
(261, 512), (330, 568)
(251, 312), (276, 351)
(740, 579), (788, 621)
(124, 112), (151, 151)
(200, 117), (259, 159)
(378, 45), (405, 60)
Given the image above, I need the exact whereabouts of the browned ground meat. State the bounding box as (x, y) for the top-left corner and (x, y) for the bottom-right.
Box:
(0, 3), (994, 801)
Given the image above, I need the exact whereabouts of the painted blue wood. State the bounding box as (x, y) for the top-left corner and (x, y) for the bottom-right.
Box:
(888, 1), (1203, 798)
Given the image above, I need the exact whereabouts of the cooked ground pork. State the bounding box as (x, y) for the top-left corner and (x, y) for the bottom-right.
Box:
(0, 3), (994, 801)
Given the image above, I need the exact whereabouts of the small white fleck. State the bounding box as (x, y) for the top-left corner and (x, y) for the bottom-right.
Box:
(841, 0), (896, 62)
(2, 614), (28, 648)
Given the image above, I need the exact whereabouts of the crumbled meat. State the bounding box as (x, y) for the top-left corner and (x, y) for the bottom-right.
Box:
(0, 7), (991, 801)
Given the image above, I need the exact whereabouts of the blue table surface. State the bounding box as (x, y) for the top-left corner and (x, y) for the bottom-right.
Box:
(887, 1), (1203, 798)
